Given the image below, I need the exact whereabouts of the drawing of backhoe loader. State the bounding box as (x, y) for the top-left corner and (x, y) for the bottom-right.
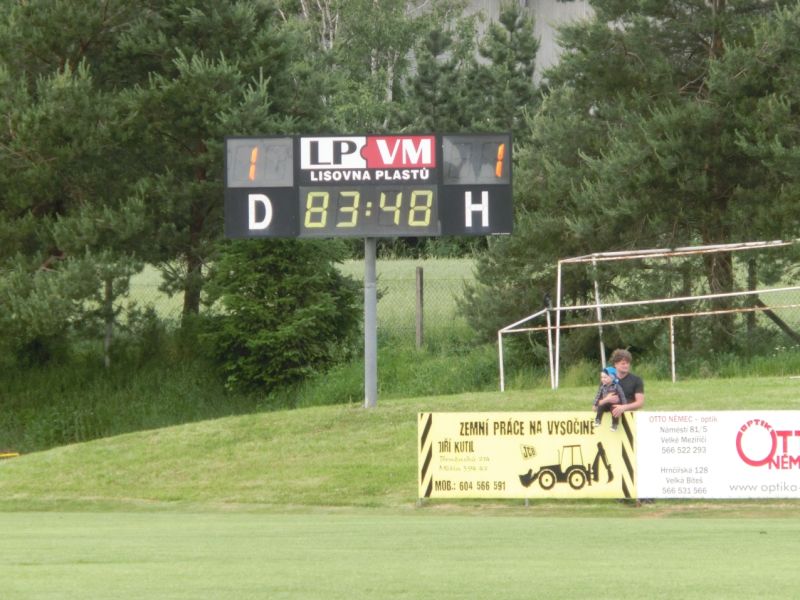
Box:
(519, 442), (613, 491)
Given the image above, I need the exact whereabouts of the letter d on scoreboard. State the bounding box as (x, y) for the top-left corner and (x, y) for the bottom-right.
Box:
(224, 136), (299, 238)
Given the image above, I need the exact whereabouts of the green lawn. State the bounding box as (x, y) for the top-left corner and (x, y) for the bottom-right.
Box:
(3, 377), (800, 510)
(3, 376), (800, 599)
(1, 512), (797, 599)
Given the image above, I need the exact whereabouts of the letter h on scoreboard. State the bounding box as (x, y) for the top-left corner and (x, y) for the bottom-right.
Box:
(439, 133), (513, 236)
(439, 186), (513, 235)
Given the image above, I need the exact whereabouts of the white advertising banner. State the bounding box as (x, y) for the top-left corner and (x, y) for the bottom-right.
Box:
(636, 411), (800, 499)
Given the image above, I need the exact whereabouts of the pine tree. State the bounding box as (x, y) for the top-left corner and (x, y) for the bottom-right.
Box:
(0, 62), (146, 364)
(464, 0), (785, 359)
(202, 238), (360, 394)
(405, 25), (476, 132)
(468, 1), (538, 135)
(115, 1), (316, 317)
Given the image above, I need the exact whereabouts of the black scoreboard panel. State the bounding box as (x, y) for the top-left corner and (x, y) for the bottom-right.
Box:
(224, 134), (512, 239)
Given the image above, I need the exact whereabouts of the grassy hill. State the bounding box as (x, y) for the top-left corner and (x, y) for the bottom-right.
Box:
(4, 376), (800, 599)
(2, 376), (800, 513)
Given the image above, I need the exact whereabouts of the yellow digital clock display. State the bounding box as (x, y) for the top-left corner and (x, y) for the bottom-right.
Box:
(298, 186), (439, 237)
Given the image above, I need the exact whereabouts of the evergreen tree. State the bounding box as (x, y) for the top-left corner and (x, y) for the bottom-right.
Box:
(202, 239), (360, 394)
(0, 1), (329, 369)
(398, 3), (539, 258)
(114, 1), (321, 318)
(404, 23), (477, 132)
(0, 62), (146, 364)
(468, 0), (539, 136)
(403, 1), (539, 136)
(0, 0), (149, 88)
(464, 0), (785, 360)
(122, 54), (294, 318)
(714, 4), (800, 239)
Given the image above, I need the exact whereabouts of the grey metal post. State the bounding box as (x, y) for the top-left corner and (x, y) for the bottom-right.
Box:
(592, 257), (607, 367)
(546, 307), (555, 390)
(415, 266), (424, 349)
(670, 316), (676, 383)
(364, 237), (378, 408)
(554, 261), (563, 388)
(498, 330), (506, 391)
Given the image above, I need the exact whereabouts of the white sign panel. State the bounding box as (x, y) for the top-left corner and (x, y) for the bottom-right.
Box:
(636, 411), (800, 499)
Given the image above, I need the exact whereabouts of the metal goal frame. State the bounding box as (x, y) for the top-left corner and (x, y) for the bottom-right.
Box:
(498, 239), (800, 390)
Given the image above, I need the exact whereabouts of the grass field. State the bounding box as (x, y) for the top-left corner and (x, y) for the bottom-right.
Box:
(3, 377), (800, 598)
(2, 512), (797, 599)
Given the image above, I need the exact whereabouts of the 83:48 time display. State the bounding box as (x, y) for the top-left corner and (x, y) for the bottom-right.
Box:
(298, 186), (440, 237)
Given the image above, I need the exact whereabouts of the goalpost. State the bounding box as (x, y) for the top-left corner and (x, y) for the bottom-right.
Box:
(498, 239), (800, 390)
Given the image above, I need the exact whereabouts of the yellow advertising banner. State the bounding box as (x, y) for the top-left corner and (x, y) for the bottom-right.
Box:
(418, 412), (636, 499)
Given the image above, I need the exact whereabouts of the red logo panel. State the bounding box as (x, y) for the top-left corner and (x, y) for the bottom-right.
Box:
(362, 136), (436, 169)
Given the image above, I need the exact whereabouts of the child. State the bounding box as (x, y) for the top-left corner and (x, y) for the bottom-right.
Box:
(593, 366), (628, 431)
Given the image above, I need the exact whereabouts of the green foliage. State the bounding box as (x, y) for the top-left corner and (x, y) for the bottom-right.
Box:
(380, 343), (499, 396)
(116, 2), (307, 316)
(0, 255), (95, 346)
(311, 0), (418, 131)
(399, 1), (539, 257)
(0, 326), (259, 452)
(714, 3), (800, 236)
(0, 0), (149, 88)
(202, 239), (361, 392)
(402, 10), (479, 132)
(0, 61), (150, 365)
(465, 1), (800, 360)
(0, 1), (551, 390)
(471, 0), (539, 135)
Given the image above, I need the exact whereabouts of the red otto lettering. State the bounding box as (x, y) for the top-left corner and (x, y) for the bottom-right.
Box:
(736, 420), (800, 469)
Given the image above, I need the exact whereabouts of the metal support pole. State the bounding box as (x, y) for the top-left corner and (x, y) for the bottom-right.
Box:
(592, 257), (607, 366)
(498, 331), (506, 392)
(415, 266), (424, 349)
(364, 238), (378, 408)
(555, 261), (563, 389)
(670, 316), (676, 383)
(546, 307), (555, 390)
(496, 309), (548, 392)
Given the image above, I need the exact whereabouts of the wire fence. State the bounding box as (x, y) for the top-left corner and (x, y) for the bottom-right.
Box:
(374, 271), (474, 342)
(128, 260), (478, 346)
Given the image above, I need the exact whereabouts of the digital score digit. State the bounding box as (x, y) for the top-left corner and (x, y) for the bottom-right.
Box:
(223, 134), (511, 238)
(442, 134), (511, 185)
(226, 137), (294, 188)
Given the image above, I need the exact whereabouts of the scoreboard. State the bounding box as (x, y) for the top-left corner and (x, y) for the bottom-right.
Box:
(224, 133), (512, 238)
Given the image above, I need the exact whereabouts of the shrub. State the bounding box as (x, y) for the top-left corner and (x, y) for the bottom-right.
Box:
(201, 239), (361, 392)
